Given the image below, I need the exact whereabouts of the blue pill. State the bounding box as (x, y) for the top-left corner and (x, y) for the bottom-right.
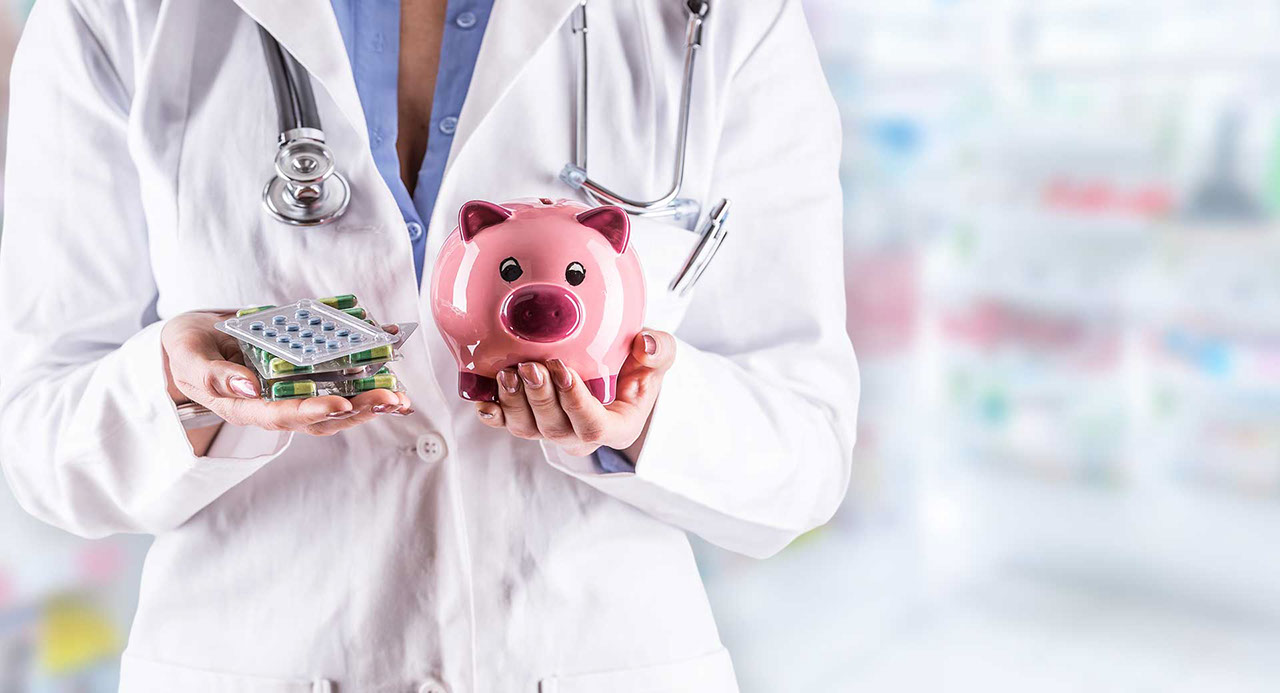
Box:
(272, 315), (286, 324)
(326, 340), (340, 349)
(349, 334), (362, 342)
(300, 330), (314, 338)
(336, 329), (350, 337)
(249, 321), (265, 331)
(303, 346), (316, 354)
(322, 322), (335, 331)
(309, 317), (323, 326)
(276, 336), (291, 344)
(295, 309), (310, 319)
(264, 329), (277, 338)
(285, 323), (300, 332)
(290, 341), (303, 350)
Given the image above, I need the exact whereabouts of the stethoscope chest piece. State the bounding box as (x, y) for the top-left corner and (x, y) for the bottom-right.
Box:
(262, 130), (351, 226)
(258, 25), (351, 227)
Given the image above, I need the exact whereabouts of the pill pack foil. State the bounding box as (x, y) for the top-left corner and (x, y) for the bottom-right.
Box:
(263, 367), (406, 402)
(218, 294), (413, 402)
(239, 322), (418, 379)
(216, 299), (396, 367)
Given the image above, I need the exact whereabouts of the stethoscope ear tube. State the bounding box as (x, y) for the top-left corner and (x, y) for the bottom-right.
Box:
(562, 0), (707, 219)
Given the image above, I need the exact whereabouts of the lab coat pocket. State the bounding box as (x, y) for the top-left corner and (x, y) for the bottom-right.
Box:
(120, 652), (330, 693)
(627, 217), (701, 333)
(538, 647), (738, 693)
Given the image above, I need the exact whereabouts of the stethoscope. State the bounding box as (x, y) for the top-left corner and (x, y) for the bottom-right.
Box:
(259, 26), (351, 226)
(557, 0), (708, 224)
(258, 0), (728, 294)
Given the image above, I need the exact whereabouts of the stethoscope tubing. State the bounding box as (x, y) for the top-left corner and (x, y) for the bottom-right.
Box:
(564, 1), (707, 219)
(259, 26), (313, 135)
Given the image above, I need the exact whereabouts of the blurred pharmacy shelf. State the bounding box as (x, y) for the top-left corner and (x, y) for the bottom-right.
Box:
(690, 1), (1280, 691)
(0, 487), (147, 692)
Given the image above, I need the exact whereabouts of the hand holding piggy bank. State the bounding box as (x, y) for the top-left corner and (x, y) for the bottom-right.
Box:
(430, 198), (646, 404)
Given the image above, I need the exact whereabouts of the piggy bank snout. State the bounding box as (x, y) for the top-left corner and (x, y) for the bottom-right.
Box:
(500, 284), (583, 343)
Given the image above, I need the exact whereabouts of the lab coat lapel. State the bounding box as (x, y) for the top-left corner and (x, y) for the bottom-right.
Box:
(447, 0), (582, 174)
(228, 0), (369, 145)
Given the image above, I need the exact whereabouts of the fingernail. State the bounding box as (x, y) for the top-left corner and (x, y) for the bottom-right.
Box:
(228, 376), (258, 398)
(642, 332), (658, 356)
(326, 410), (357, 419)
(547, 359), (573, 391)
(392, 407), (415, 416)
(497, 369), (520, 394)
(518, 362), (544, 388)
(372, 404), (395, 414)
(478, 410), (495, 420)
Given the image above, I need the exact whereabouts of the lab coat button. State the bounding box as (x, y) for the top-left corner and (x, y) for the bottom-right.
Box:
(417, 681), (447, 693)
(455, 11), (477, 29)
(416, 432), (448, 463)
(438, 116), (458, 135)
(406, 221), (424, 241)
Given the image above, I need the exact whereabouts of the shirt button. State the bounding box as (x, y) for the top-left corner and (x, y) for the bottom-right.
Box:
(406, 221), (424, 241)
(416, 432), (448, 464)
(455, 11), (477, 29)
(438, 116), (458, 135)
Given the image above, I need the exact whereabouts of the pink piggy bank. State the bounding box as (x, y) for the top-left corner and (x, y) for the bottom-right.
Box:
(430, 198), (646, 404)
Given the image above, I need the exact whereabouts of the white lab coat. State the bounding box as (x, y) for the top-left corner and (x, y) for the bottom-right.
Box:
(0, 0), (857, 690)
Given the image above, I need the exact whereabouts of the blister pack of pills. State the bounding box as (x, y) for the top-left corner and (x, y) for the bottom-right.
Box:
(235, 294), (365, 319)
(239, 322), (419, 379)
(216, 299), (396, 367)
(264, 368), (404, 401)
(220, 294), (414, 402)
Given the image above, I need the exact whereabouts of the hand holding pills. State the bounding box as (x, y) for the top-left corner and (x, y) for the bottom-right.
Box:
(162, 311), (412, 450)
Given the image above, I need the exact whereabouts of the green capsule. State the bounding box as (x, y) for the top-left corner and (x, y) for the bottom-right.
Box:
(341, 306), (367, 320)
(268, 357), (314, 376)
(352, 374), (397, 393)
(319, 294), (358, 310)
(271, 380), (316, 399)
(350, 345), (392, 363)
(236, 304), (276, 317)
(375, 366), (392, 376)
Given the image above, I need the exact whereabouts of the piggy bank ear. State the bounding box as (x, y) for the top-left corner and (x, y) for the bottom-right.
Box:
(575, 205), (630, 254)
(459, 200), (513, 242)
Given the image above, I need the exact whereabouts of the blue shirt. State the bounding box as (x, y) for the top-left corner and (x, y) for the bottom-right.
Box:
(330, 0), (636, 474)
(329, 0), (493, 286)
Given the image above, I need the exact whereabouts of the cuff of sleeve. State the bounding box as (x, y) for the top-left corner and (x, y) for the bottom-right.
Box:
(537, 341), (798, 556)
(593, 446), (636, 474)
(126, 320), (293, 530)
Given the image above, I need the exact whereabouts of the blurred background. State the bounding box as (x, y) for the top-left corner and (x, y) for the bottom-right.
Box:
(5, 0), (1280, 690)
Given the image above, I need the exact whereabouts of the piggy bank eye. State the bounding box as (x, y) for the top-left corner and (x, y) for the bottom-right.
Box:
(500, 257), (523, 282)
(565, 262), (586, 286)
